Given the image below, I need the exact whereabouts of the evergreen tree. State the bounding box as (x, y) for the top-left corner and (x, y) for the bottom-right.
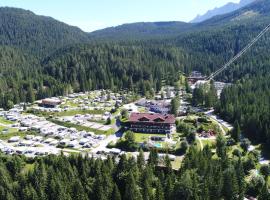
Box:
(155, 180), (164, 200)
(223, 167), (239, 200)
(258, 184), (270, 200)
(137, 149), (145, 169)
(112, 184), (122, 200)
(260, 164), (270, 181)
(231, 121), (241, 142)
(124, 173), (142, 200)
(170, 95), (180, 116)
(240, 138), (251, 153)
(216, 134), (227, 159)
(26, 85), (35, 103)
(164, 154), (172, 173)
(148, 148), (158, 166)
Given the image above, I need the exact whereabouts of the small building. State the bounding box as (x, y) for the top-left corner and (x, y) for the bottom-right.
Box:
(39, 98), (62, 108)
(187, 71), (206, 84)
(129, 113), (176, 134)
(8, 136), (20, 143)
(136, 98), (147, 107)
(149, 101), (170, 114)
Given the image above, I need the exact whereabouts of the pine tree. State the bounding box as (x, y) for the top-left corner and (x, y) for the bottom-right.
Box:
(164, 176), (173, 200)
(216, 134), (227, 159)
(93, 172), (107, 200)
(141, 176), (152, 200)
(137, 149), (145, 169)
(236, 159), (246, 200)
(170, 95), (180, 116)
(155, 179), (164, 200)
(71, 179), (88, 200)
(232, 121), (241, 142)
(260, 164), (270, 181)
(148, 148), (158, 166)
(223, 167), (239, 200)
(258, 184), (270, 200)
(124, 173), (142, 200)
(112, 184), (122, 200)
(26, 84), (35, 103)
(164, 154), (172, 173)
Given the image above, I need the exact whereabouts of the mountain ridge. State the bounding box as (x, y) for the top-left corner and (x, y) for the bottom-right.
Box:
(89, 21), (192, 41)
(190, 0), (255, 23)
(0, 7), (90, 56)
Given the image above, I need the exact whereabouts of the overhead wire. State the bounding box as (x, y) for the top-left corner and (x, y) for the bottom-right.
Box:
(206, 23), (270, 80)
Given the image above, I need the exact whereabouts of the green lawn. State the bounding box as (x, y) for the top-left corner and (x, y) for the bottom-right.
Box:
(49, 119), (114, 136)
(60, 101), (79, 108)
(21, 163), (35, 174)
(173, 132), (185, 142)
(171, 156), (183, 170)
(201, 139), (216, 148)
(0, 130), (33, 140)
(0, 126), (18, 133)
(27, 109), (106, 118)
(88, 119), (107, 125)
(0, 117), (15, 125)
(138, 107), (147, 113)
(54, 109), (106, 116)
(134, 133), (166, 143)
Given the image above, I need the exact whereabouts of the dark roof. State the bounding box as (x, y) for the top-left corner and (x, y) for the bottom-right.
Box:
(41, 99), (61, 106)
(129, 113), (175, 124)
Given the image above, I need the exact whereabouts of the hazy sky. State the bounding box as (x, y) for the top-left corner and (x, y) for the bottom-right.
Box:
(0, 0), (240, 32)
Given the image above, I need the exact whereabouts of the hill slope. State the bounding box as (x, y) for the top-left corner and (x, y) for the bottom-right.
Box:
(191, 0), (255, 23)
(89, 21), (192, 41)
(0, 7), (90, 56)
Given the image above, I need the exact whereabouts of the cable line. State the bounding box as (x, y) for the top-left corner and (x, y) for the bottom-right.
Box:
(206, 23), (270, 80)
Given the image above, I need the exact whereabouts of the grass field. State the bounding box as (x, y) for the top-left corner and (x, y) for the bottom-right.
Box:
(0, 117), (15, 125)
(0, 130), (30, 140)
(201, 139), (216, 148)
(21, 163), (35, 174)
(0, 126), (18, 133)
(54, 109), (106, 117)
(138, 107), (147, 113)
(27, 109), (106, 118)
(60, 101), (79, 108)
(50, 119), (114, 136)
(134, 133), (166, 143)
(171, 156), (183, 170)
(87, 119), (107, 125)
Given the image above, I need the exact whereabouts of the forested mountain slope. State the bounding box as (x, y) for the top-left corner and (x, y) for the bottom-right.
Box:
(217, 75), (270, 144)
(0, 145), (259, 200)
(42, 44), (187, 94)
(171, 0), (270, 81)
(89, 22), (192, 41)
(0, 46), (68, 109)
(0, 7), (90, 56)
(89, 0), (270, 43)
(0, 0), (270, 144)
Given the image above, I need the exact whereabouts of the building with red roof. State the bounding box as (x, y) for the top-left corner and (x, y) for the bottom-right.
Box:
(39, 98), (62, 108)
(129, 113), (176, 134)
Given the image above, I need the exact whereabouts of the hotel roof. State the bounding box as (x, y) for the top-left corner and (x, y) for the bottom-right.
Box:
(129, 113), (175, 124)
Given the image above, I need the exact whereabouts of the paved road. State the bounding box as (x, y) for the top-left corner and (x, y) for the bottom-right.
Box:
(91, 130), (123, 154)
(204, 109), (233, 134)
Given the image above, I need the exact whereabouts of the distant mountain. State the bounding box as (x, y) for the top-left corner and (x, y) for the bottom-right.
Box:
(198, 0), (269, 26)
(89, 21), (192, 41)
(190, 0), (255, 23)
(173, 0), (270, 77)
(0, 7), (90, 56)
(89, 0), (260, 41)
